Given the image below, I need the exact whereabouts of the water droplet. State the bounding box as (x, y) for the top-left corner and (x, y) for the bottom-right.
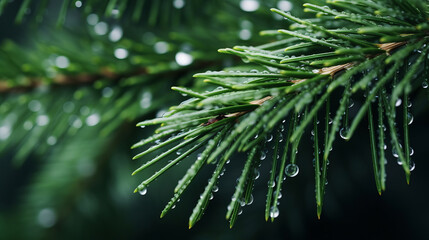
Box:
(407, 112), (413, 125)
(102, 87), (114, 98)
(55, 56), (69, 69)
(422, 81), (428, 89)
(339, 128), (349, 140)
(266, 134), (273, 142)
(63, 101), (75, 113)
(72, 118), (83, 128)
(28, 100), (42, 112)
(409, 147), (414, 156)
(0, 125), (11, 140)
(392, 144), (402, 158)
(87, 14), (98, 25)
(277, 192), (282, 199)
(139, 187), (148, 196)
(36, 115), (50, 126)
(37, 208), (57, 228)
(268, 180), (275, 188)
(212, 185), (219, 192)
(80, 106), (90, 115)
(348, 98), (354, 108)
(109, 26), (123, 42)
(173, 0), (185, 9)
(260, 151), (266, 160)
(409, 161), (415, 171)
(277, 0), (292, 11)
(395, 98), (402, 107)
(247, 194), (254, 205)
(269, 206), (279, 218)
(140, 91), (152, 109)
(254, 170), (260, 180)
(94, 21), (108, 35)
(175, 52), (193, 66)
(239, 29), (252, 40)
(396, 158), (403, 165)
(154, 41), (169, 54)
(47, 136), (57, 145)
(23, 121), (33, 130)
(250, 69), (259, 73)
(75, 1), (82, 8)
(285, 163), (299, 177)
(114, 48), (128, 59)
(240, 0), (260, 12)
(86, 113), (100, 126)
(176, 149), (182, 155)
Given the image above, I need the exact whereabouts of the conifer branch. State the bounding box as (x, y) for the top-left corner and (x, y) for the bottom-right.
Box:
(132, 0), (429, 227)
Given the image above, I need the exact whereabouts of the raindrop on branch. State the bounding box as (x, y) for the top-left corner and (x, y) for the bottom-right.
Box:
(269, 206), (279, 218)
(407, 112), (414, 125)
(285, 163), (299, 177)
(139, 187), (148, 196)
(339, 128), (349, 140)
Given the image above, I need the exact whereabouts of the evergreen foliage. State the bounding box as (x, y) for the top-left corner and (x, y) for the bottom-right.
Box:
(0, 0), (428, 237)
(132, 0), (429, 228)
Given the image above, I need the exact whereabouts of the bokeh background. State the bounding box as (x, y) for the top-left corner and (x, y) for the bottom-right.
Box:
(0, 0), (428, 239)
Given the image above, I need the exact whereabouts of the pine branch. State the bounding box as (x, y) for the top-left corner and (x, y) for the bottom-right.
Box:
(131, 0), (429, 227)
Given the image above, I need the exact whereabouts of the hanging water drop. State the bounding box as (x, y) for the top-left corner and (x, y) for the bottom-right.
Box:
(139, 187), (148, 196)
(267, 134), (273, 142)
(254, 170), (260, 180)
(422, 81), (428, 89)
(409, 147), (414, 156)
(392, 147), (399, 158)
(396, 158), (403, 165)
(269, 206), (280, 218)
(247, 194), (254, 205)
(409, 161), (416, 171)
(260, 151), (266, 160)
(407, 112), (413, 125)
(339, 128), (349, 140)
(285, 163), (299, 177)
(395, 98), (402, 107)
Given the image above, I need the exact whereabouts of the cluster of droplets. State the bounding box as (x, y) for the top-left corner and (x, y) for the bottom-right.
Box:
(392, 144), (415, 171)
